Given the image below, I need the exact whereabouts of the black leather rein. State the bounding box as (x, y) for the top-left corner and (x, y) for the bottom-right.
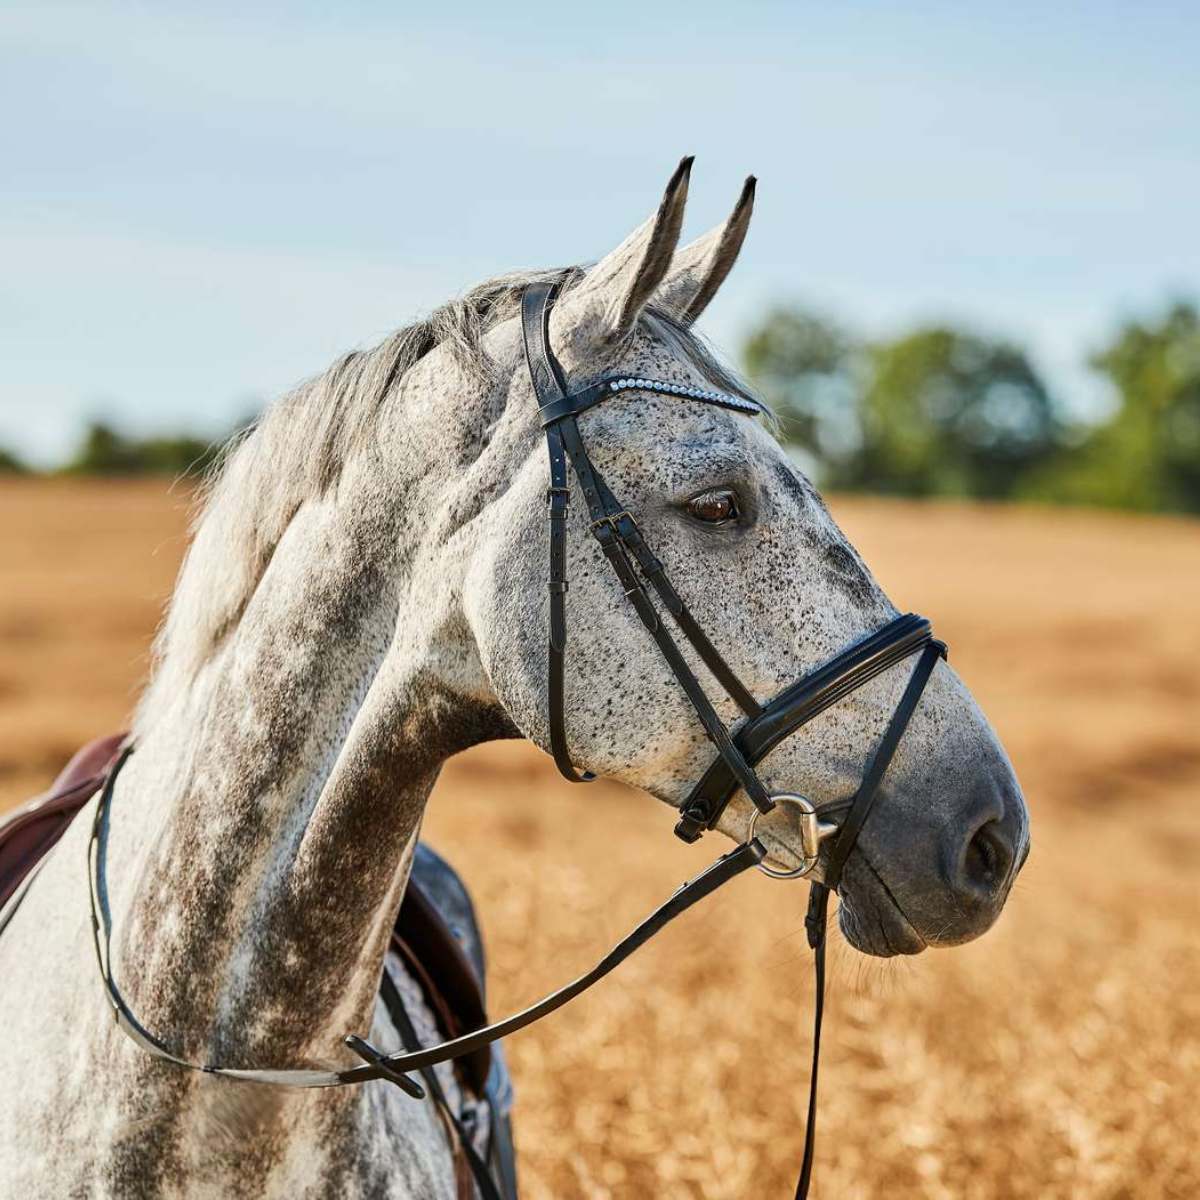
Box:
(88, 749), (768, 1095)
(83, 281), (946, 1199)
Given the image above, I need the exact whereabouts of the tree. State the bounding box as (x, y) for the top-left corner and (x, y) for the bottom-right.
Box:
(62, 421), (222, 477)
(1021, 302), (1200, 512)
(741, 305), (1061, 499)
(0, 445), (27, 473)
(853, 328), (1062, 499)
(741, 306), (861, 476)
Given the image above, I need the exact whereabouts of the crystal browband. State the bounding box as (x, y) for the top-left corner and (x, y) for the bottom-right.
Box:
(539, 376), (763, 427)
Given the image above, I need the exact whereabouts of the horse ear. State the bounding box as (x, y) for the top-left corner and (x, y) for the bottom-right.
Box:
(555, 156), (693, 342)
(655, 176), (755, 325)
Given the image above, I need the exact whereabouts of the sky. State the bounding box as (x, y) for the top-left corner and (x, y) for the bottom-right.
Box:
(2, 1), (1197, 465)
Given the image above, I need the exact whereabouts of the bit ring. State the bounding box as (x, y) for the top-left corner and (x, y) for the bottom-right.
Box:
(749, 793), (839, 880)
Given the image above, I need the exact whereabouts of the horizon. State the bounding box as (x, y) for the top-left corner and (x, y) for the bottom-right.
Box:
(3, 1), (1197, 466)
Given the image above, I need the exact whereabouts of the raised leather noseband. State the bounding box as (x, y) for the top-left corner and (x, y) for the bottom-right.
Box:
(676, 613), (945, 842)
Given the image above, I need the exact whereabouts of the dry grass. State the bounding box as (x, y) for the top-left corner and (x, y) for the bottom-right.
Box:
(1, 478), (1197, 1198)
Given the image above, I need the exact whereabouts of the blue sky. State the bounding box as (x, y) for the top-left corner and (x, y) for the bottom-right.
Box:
(2, 1), (1197, 464)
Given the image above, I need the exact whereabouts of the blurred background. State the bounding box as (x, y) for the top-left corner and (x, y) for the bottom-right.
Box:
(1, 3), (1197, 1197)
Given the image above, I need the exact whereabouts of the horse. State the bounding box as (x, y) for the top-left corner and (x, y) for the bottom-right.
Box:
(0, 160), (1029, 1197)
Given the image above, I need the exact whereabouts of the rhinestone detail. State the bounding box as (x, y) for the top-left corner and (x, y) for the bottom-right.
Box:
(603, 376), (761, 415)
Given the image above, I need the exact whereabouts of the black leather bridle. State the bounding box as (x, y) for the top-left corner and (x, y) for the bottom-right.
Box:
(84, 282), (945, 1199)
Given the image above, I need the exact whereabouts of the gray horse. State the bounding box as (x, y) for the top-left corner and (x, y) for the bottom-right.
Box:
(0, 162), (1028, 1197)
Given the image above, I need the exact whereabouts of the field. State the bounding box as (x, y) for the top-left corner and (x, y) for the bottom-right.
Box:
(1, 478), (1197, 1198)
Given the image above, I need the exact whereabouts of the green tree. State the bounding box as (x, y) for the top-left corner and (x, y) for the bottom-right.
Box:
(0, 445), (27, 473)
(1022, 301), (1200, 512)
(742, 306), (860, 469)
(742, 306), (1061, 498)
(62, 421), (221, 477)
(853, 328), (1062, 498)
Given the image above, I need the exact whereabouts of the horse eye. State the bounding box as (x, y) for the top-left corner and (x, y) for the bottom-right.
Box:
(685, 488), (740, 525)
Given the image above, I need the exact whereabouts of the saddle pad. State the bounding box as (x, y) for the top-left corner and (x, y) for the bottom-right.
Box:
(0, 734), (125, 912)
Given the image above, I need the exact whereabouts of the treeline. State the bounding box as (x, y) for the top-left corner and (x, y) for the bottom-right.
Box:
(743, 297), (1200, 514)
(0, 421), (236, 479)
(2, 297), (1198, 514)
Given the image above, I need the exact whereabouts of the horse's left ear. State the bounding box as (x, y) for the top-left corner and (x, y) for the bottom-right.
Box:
(553, 156), (693, 344)
(654, 175), (755, 325)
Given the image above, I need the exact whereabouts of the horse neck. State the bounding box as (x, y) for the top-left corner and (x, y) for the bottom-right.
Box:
(107, 374), (513, 1068)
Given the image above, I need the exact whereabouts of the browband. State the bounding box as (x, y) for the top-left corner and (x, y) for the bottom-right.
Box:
(538, 375), (763, 427)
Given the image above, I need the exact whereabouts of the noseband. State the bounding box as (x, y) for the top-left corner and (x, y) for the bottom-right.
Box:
(84, 281), (945, 1200)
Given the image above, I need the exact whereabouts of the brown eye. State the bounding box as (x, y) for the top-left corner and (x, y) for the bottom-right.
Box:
(686, 488), (740, 524)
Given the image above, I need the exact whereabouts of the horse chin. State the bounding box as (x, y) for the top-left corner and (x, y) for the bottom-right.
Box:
(834, 857), (928, 958)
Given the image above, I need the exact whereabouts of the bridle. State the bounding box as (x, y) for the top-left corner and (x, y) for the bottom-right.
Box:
(85, 281), (945, 1199)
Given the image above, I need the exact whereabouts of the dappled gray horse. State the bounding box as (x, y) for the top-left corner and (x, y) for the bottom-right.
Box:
(0, 161), (1027, 1197)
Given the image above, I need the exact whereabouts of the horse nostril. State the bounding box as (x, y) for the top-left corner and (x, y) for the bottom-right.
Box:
(961, 819), (1013, 896)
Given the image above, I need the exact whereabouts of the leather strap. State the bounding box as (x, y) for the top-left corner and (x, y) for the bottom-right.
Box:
(378, 969), (505, 1200)
(88, 746), (363, 1089)
(519, 284), (770, 808)
(537, 378), (762, 427)
(791, 642), (941, 1198)
(339, 838), (766, 1081)
(86, 742), (767, 1093)
(522, 281), (593, 783)
(589, 474), (760, 719)
(822, 641), (943, 891)
(586, 509), (776, 814)
(520, 281), (569, 404)
(675, 615), (944, 842)
(797, 882), (830, 1200)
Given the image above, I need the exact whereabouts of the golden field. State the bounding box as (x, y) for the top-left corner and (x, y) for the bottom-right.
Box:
(1, 477), (1197, 1199)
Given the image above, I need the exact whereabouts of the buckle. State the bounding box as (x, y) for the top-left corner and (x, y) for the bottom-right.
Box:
(546, 487), (570, 519)
(590, 509), (635, 534)
(673, 806), (709, 844)
(805, 882), (831, 948)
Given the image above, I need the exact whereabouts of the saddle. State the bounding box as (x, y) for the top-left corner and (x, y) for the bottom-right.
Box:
(0, 735), (517, 1200)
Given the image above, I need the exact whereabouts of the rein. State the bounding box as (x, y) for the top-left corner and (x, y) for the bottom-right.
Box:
(84, 283), (945, 1198)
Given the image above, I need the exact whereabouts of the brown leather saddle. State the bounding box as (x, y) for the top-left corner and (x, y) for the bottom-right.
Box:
(0, 735), (516, 1200)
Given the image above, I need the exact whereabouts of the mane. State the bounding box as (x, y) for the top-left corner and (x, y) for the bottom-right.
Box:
(135, 266), (754, 730)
